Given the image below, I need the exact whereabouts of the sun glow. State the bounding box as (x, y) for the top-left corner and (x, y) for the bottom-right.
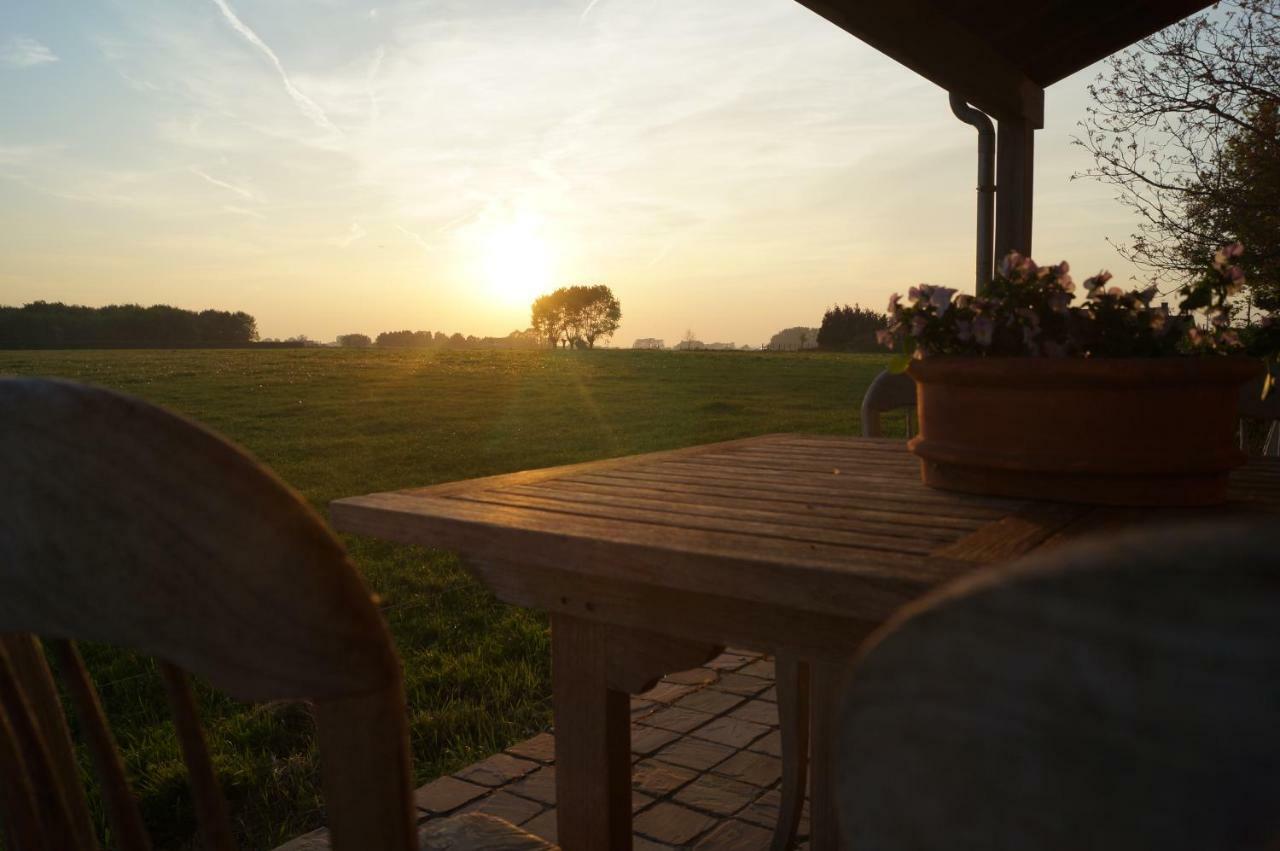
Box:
(481, 217), (553, 306)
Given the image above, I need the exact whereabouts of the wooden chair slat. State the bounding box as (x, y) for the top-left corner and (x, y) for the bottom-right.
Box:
(0, 634), (99, 850)
(0, 642), (79, 849)
(316, 684), (416, 851)
(46, 639), (153, 851)
(159, 663), (235, 851)
(0, 695), (48, 851)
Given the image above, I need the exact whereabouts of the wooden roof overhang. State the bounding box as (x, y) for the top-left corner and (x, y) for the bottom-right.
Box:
(791, 0), (1217, 261)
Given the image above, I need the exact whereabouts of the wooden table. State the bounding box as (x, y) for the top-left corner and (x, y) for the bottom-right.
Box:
(331, 434), (1280, 850)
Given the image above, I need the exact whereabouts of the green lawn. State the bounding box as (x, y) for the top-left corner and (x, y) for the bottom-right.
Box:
(0, 348), (900, 849)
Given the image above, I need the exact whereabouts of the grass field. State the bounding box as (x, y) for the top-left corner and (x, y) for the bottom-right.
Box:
(0, 347), (900, 849)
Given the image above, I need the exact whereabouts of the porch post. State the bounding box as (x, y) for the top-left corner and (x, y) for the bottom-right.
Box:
(994, 116), (1036, 262)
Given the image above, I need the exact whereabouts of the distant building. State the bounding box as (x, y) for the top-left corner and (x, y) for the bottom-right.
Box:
(633, 338), (664, 349)
(704, 342), (736, 350)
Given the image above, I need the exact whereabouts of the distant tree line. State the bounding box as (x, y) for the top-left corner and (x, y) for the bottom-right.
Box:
(0, 302), (258, 349)
(341, 329), (544, 349)
(816, 304), (889, 351)
(531, 285), (621, 348)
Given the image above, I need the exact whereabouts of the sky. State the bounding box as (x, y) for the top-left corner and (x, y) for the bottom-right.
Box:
(0, 0), (1157, 346)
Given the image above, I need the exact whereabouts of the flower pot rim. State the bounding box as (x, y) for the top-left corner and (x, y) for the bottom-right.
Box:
(907, 354), (1262, 387)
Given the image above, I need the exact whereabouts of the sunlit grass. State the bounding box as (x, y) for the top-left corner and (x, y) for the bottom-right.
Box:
(0, 347), (901, 849)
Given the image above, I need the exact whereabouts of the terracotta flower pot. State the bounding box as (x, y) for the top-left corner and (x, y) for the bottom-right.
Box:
(906, 356), (1262, 506)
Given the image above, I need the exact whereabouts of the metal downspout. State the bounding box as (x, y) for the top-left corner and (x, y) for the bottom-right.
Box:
(949, 94), (996, 295)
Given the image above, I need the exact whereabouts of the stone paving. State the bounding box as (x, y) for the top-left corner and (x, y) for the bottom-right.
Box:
(279, 649), (810, 850)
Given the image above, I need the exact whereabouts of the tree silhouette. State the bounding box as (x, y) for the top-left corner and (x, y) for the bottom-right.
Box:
(530, 285), (622, 348)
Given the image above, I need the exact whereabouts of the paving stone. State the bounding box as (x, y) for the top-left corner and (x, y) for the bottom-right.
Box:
(663, 667), (718, 686)
(414, 776), (487, 814)
(633, 790), (655, 813)
(676, 687), (744, 716)
(691, 716), (770, 749)
(633, 838), (676, 851)
(654, 737), (735, 772)
(694, 818), (774, 850)
(729, 699), (777, 726)
(461, 790), (543, 825)
(522, 808), (557, 844)
(639, 680), (698, 703)
(747, 730), (782, 758)
(758, 686), (777, 703)
(634, 802), (719, 846)
(508, 766), (557, 805)
(274, 827), (329, 850)
(631, 697), (659, 720)
(632, 758), (698, 797)
(506, 732), (556, 764)
(714, 750), (782, 788)
(724, 647), (764, 660)
(712, 672), (772, 697)
(737, 787), (780, 828)
(455, 752), (539, 787)
(631, 724), (681, 756)
(643, 705), (714, 734)
(705, 653), (754, 671)
(673, 772), (759, 817)
(738, 658), (775, 680)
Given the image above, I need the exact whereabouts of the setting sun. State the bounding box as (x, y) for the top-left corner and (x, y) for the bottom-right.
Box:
(481, 218), (553, 306)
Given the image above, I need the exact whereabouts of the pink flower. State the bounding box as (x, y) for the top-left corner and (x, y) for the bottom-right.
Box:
(887, 293), (901, 313)
(907, 286), (926, 306)
(998, 251), (1024, 278)
(954, 293), (973, 310)
(910, 315), (927, 337)
(1083, 271), (1112, 292)
(1048, 292), (1072, 313)
(1226, 266), (1245, 295)
(955, 319), (972, 341)
(876, 328), (895, 348)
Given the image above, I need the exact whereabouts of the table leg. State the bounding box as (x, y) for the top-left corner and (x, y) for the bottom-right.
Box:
(552, 614), (632, 851)
(808, 657), (842, 850)
(772, 650), (809, 851)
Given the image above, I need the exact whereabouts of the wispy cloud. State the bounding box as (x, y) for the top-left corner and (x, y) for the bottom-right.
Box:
(190, 167), (257, 201)
(579, 0), (604, 21)
(395, 224), (433, 251)
(0, 36), (58, 68)
(336, 221), (366, 247)
(208, 0), (338, 133)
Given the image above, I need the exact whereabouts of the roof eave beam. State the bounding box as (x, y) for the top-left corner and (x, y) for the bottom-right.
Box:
(797, 0), (1045, 126)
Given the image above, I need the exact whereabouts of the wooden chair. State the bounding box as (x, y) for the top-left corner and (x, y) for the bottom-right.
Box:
(834, 518), (1280, 850)
(859, 370), (916, 438)
(0, 378), (548, 850)
(766, 369), (920, 848)
(1239, 375), (1280, 457)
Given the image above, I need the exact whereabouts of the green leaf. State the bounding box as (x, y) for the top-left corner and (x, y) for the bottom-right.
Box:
(887, 353), (912, 374)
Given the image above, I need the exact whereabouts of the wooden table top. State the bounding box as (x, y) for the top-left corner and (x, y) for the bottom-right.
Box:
(330, 434), (1280, 624)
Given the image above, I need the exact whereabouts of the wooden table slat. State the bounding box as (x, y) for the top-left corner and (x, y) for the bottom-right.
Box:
(513, 482), (976, 539)
(444, 490), (945, 555)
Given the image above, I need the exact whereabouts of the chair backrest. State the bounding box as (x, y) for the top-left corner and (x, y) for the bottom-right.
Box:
(1238, 375), (1280, 456)
(860, 369), (917, 438)
(835, 519), (1280, 851)
(0, 378), (415, 851)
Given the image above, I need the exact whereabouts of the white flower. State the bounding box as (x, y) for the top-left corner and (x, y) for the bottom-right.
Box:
(929, 286), (957, 316)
